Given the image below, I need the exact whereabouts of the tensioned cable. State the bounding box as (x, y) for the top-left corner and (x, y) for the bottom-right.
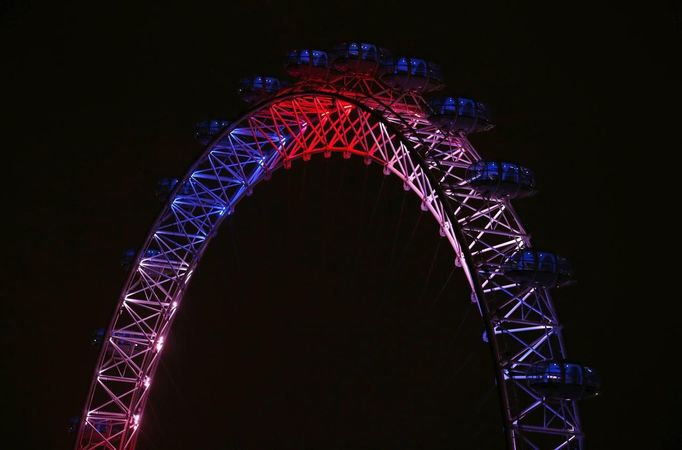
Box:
(366, 169), (387, 229)
(386, 189), (409, 273)
(420, 239), (442, 299)
(396, 209), (423, 266)
(430, 266), (456, 308)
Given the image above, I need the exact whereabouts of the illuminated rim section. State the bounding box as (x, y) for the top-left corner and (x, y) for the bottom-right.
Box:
(77, 76), (583, 449)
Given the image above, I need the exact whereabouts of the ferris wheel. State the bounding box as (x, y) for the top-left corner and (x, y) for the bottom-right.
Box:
(75, 42), (599, 450)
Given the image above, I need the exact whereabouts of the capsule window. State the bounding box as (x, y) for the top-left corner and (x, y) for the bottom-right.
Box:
(557, 257), (571, 275)
(361, 43), (376, 60)
(411, 59), (427, 77)
(547, 362), (562, 380)
(565, 364), (583, 385)
(484, 161), (499, 180)
(428, 63), (442, 79)
(520, 167), (533, 185)
(287, 51), (297, 64)
(460, 98), (475, 117)
(444, 97), (456, 113)
(396, 57), (409, 73)
(312, 51), (327, 66)
(501, 163), (519, 183)
(537, 252), (556, 272)
(519, 250), (536, 270)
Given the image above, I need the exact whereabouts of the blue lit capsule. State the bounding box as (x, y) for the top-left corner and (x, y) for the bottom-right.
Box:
(332, 42), (390, 74)
(286, 49), (330, 79)
(528, 361), (600, 400)
(428, 96), (494, 133)
(238, 76), (283, 103)
(194, 119), (230, 145)
(502, 249), (572, 288)
(381, 56), (444, 92)
(465, 160), (536, 198)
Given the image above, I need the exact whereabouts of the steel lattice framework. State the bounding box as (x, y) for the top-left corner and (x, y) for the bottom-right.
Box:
(77, 72), (583, 449)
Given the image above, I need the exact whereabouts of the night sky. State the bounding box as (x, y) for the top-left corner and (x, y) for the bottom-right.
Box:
(4, 1), (680, 449)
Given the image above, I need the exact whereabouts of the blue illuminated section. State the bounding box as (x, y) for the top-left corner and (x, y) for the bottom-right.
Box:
(168, 125), (292, 225)
(427, 96), (494, 133)
(528, 361), (600, 400)
(176, 122), (291, 221)
(502, 249), (572, 288)
(465, 160), (536, 198)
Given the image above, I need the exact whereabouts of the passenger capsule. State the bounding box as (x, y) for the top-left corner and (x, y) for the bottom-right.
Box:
(86, 421), (124, 435)
(528, 360), (600, 400)
(91, 328), (106, 347)
(332, 42), (390, 74)
(194, 119), (230, 145)
(381, 56), (444, 92)
(67, 416), (80, 433)
(110, 331), (143, 356)
(286, 49), (330, 80)
(238, 76), (283, 103)
(120, 248), (161, 269)
(155, 178), (194, 202)
(428, 96), (494, 133)
(465, 160), (536, 198)
(502, 249), (572, 287)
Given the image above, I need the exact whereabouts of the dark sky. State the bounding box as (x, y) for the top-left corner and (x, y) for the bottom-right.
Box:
(3, 1), (680, 449)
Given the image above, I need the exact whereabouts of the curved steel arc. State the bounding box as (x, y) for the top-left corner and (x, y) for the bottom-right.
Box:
(77, 86), (581, 450)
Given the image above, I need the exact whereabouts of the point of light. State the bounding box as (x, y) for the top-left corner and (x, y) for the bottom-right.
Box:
(155, 336), (164, 352)
(143, 376), (151, 389)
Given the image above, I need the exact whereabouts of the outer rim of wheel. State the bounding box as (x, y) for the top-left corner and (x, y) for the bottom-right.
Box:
(77, 84), (580, 450)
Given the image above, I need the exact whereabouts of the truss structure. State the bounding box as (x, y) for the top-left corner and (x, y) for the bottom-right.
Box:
(77, 73), (583, 449)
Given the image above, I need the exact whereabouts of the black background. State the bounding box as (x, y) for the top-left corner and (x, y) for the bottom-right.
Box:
(3, 1), (680, 449)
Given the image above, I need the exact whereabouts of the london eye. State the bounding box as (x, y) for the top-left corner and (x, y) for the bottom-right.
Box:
(76, 42), (599, 450)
